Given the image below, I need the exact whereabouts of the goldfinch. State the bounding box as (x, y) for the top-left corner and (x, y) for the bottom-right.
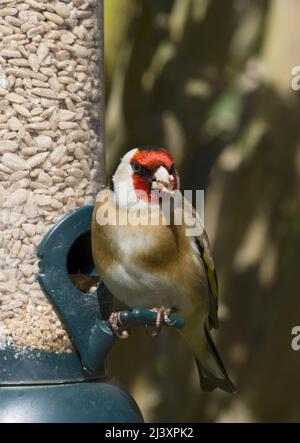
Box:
(91, 147), (236, 393)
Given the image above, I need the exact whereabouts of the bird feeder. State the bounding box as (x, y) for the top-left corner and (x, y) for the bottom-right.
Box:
(0, 0), (142, 422)
(0, 0), (106, 355)
(0, 0), (184, 422)
(0, 205), (144, 422)
(0, 202), (184, 422)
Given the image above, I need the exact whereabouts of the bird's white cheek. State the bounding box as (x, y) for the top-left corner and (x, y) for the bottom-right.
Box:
(114, 179), (138, 208)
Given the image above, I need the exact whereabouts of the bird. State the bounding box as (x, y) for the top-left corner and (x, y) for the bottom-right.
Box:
(91, 146), (236, 393)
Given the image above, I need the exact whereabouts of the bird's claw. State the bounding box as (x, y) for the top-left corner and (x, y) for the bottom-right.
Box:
(110, 307), (176, 338)
(109, 312), (130, 339)
(148, 307), (176, 336)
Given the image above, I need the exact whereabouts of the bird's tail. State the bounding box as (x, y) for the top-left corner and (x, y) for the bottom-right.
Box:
(195, 325), (236, 393)
(180, 313), (236, 393)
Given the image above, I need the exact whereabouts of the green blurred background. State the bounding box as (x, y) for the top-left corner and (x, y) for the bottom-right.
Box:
(103, 0), (300, 422)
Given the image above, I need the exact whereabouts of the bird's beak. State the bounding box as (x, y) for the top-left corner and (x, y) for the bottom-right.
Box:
(152, 166), (175, 194)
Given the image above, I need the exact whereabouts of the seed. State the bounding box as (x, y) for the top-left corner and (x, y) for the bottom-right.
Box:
(22, 224), (36, 236)
(8, 58), (30, 68)
(69, 167), (84, 179)
(23, 192), (39, 218)
(0, 140), (19, 153)
(27, 152), (48, 168)
(35, 135), (52, 150)
(50, 199), (63, 209)
(54, 2), (70, 18)
(2, 153), (29, 171)
(21, 146), (37, 157)
(4, 188), (28, 208)
(65, 176), (78, 187)
(0, 8), (18, 17)
(6, 92), (26, 104)
(28, 53), (39, 72)
(31, 87), (58, 99)
(14, 87), (27, 97)
(37, 42), (49, 62)
(25, 0), (46, 11)
(56, 50), (70, 61)
(66, 83), (80, 93)
(37, 171), (53, 186)
(58, 75), (74, 84)
(31, 79), (48, 88)
(10, 171), (29, 182)
(48, 76), (61, 92)
(60, 32), (74, 45)
(0, 49), (22, 58)
(4, 132), (17, 140)
(43, 11), (64, 25)
(58, 109), (76, 121)
(27, 25), (45, 39)
(35, 194), (52, 206)
(49, 145), (66, 164)
(7, 116), (24, 131)
(12, 103), (31, 118)
(58, 121), (78, 130)
(19, 264), (34, 278)
(0, 24), (13, 36)
(31, 106), (43, 116)
(26, 121), (51, 130)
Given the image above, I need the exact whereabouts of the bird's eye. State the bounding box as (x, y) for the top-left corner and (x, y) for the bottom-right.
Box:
(131, 162), (143, 173)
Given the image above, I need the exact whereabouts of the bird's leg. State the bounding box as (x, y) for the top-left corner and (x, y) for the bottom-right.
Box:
(109, 312), (130, 339)
(148, 306), (176, 336)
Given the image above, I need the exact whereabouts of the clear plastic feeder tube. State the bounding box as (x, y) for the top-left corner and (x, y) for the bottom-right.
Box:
(0, 0), (104, 352)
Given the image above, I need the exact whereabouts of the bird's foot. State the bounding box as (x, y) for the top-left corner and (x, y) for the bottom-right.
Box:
(109, 312), (130, 339)
(148, 307), (176, 336)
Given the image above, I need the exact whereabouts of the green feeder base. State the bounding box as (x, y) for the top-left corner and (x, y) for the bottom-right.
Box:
(0, 382), (142, 423)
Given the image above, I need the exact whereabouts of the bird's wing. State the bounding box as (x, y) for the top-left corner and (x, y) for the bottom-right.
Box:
(183, 197), (219, 330)
(194, 231), (219, 330)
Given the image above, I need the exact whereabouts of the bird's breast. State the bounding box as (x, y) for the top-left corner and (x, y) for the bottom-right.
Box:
(92, 203), (206, 314)
(99, 224), (182, 307)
